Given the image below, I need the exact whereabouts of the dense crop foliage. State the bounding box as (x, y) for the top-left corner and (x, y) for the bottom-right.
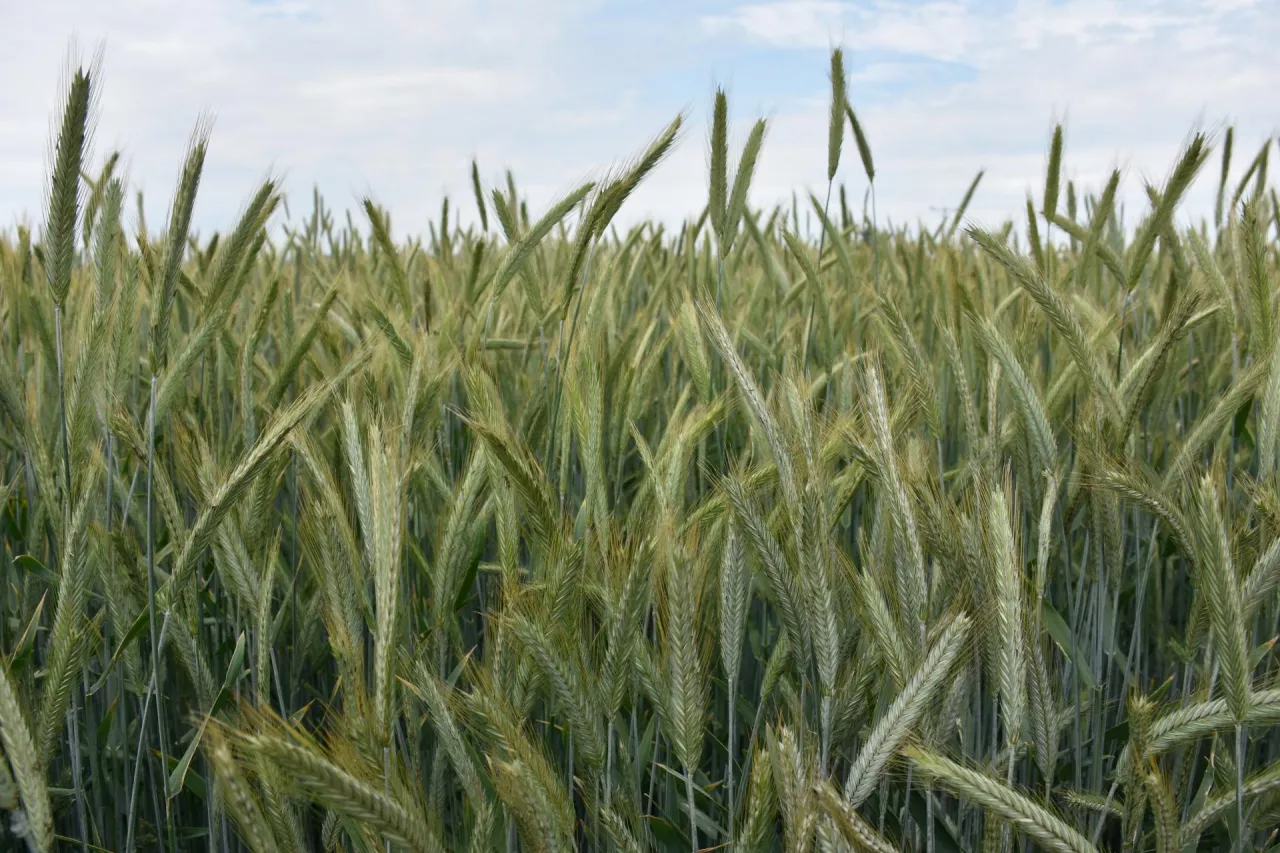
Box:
(2, 53), (1280, 853)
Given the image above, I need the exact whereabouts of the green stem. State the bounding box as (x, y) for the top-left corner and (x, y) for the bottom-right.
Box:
(726, 675), (736, 849)
(802, 180), (833, 377)
(54, 305), (89, 853)
(686, 764), (698, 853)
(143, 376), (171, 850)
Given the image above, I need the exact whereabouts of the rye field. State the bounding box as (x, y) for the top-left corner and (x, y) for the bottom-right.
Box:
(2, 51), (1280, 853)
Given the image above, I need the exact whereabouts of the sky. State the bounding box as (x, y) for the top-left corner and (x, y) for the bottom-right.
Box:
(2, 0), (1277, 241)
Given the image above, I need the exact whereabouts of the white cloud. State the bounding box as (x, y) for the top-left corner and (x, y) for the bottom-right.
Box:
(1, 0), (591, 236)
(1, 0), (1276, 243)
(702, 1), (982, 61)
(690, 0), (1277, 234)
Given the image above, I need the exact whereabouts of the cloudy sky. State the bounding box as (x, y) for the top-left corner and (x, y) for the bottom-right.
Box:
(2, 0), (1276, 240)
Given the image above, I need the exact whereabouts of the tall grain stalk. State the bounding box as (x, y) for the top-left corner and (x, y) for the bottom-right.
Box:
(41, 58), (94, 853)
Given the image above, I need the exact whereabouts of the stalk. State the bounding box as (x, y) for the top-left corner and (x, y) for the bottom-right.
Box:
(803, 181), (834, 377)
(126, 614), (171, 853)
(143, 376), (171, 850)
(685, 765), (698, 853)
(726, 671), (737, 846)
(1236, 724), (1246, 853)
(55, 301), (89, 853)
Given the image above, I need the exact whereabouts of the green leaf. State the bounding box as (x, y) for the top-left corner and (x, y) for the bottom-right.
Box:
(88, 605), (151, 696)
(14, 554), (55, 587)
(7, 593), (46, 670)
(1041, 599), (1097, 690)
(452, 541), (483, 614)
(166, 633), (246, 799)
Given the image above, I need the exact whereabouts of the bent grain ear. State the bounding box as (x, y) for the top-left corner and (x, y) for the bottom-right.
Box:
(906, 745), (1100, 853)
(844, 612), (970, 808)
(724, 118), (768, 253)
(471, 160), (489, 233)
(486, 180), (595, 306)
(592, 112), (684, 242)
(363, 198), (412, 314)
(709, 87), (729, 245)
(1241, 193), (1275, 357)
(244, 725), (442, 853)
(845, 103), (875, 184)
(1230, 136), (1271, 216)
(90, 172), (125, 319)
(562, 112), (685, 318)
(946, 169), (984, 241)
(38, 462), (101, 765)
(203, 725), (281, 853)
(1043, 124), (1064, 223)
(152, 119), (212, 374)
(43, 63), (95, 310)
(827, 48), (846, 185)
(1215, 126), (1234, 229)
(1192, 472), (1250, 724)
(989, 481), (1026, 763)
(0, 665), (54, 853)
(813, 778), (897, 853)
(1127, 133), (1211, 295)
